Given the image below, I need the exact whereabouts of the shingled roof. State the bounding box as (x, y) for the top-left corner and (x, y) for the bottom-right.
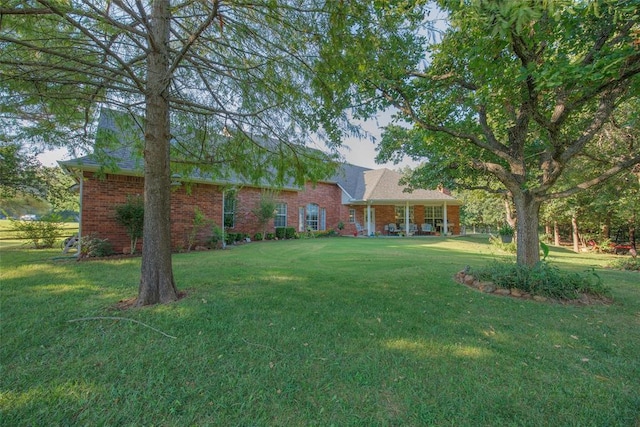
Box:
(59, 108), (461, 205)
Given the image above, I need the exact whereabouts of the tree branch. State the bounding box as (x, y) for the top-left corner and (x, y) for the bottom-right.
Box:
(543, 153), (640, 201)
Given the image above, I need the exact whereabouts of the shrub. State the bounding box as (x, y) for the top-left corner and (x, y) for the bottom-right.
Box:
(187, 207), (213, 251)
(10, 215), (64, 249)
(114, 195), (144, 254)
(489, 234), (516, 253)
(607, 257), (640, 272)
(207, 223), (224, 248)
(252, 190), (278, 240)
(498, 224), (514, 236)
(254, 232), (263, 241)
(275, 226), (297, 239)
(266, 232), (275, 240)
(471, 261), (610, 300)
(79, 234), (114, 258)
(225, 232), (237, 245)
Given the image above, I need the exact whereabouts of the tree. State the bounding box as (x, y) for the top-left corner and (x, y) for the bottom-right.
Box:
(1, 1), (343, 305)
(0, 143), (44, 198)
(318, 0), (640, 266)
(114, 195), (145, 255)
(252, 190), (278, 240)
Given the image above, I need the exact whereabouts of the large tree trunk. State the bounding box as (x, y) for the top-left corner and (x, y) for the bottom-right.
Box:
(513, 191), (542, 267)
(553, 220), (560, 246)
(571, 215), (580, 253)
(136, 0), (178, 306)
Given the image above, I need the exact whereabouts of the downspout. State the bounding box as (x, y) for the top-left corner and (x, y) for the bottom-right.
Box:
(221, 189), (226, 249)
(76, 173), (84, 258)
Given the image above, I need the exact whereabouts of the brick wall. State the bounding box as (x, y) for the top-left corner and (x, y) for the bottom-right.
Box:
(80, 172), (461, 252)
(80, 173), (352, 253)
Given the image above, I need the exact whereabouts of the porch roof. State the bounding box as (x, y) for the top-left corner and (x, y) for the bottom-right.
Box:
(337, 168), (462, 206)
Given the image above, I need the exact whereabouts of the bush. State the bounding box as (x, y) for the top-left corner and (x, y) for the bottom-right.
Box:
(489, 235), (516, 253)
(607, 258), (640, 271)
(224, 232), (237, 245)
(471, 261), (611, 300)
(79, 234), (114, 258)
(10, 215), (64, 249)
(114, 195), (144, 254)
(275, 227), (297, 239)
(254, 232), (263, 241)
(207, 223), (224, 248)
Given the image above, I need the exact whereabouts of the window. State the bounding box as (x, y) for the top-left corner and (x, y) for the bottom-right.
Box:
(223, 190), (237, 228)
(424, 205), (444, 227)
(320, 208), (326, 231)
(274, 203), (287, 227)
(306, 203), (319, 231)
(394, 206), (414, 224)
(348, 209), (355, 223)
(298, 207), (304, 231)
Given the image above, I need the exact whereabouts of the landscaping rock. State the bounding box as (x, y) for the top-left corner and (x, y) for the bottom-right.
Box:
(533, 295), (547, 302)
(510, 288), (522, 297)
(479, 283), (496, 293)
(494, 288), (511, 296)
(463, 275), (475, 285)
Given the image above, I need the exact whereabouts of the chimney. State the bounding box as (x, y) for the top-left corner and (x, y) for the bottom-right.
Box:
(437, 184), (451, 196)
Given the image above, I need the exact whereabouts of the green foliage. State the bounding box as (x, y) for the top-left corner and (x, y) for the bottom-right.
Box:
(607, 257), (640, 272)
(79, 233), (114, 258)
(206, 223), (224, 249)
(498, 224), (514, 236)
(275, 226), (297, 240)
(540, 241), (550, 261)
(472, 261), (611, 300)
(253, 232), (263, 241)
(9, 215), (64, 249)
(318, 0), (640, 266)
(187, 207), (213, 251)
(113, 195), (144, 255)
(224, 232), (246, 245)
(489, 234), (516, 253)
(252, 190), (278, 241)
(0, 143), (45, 198)
(457, 189), (504, 230)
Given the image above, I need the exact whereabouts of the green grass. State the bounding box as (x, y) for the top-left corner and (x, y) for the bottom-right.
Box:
(1, 236), (639, 426)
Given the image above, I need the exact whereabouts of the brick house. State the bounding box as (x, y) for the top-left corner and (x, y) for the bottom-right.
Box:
(60, 110), (461, 252)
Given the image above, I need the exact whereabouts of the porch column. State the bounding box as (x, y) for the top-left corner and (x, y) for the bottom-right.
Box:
(405, 201), (410, 235)
(366, 203), (372, 235)
(443, 201), (448, 235)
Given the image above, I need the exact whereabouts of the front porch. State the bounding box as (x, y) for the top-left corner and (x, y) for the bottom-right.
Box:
(348, 202), (462, 237)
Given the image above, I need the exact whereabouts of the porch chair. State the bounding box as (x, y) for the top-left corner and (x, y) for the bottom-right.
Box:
(355, 222), (366, 235)
(421, 223), (433, 234)
(409, 223), (418, 235)
(387, 223), (397, 235)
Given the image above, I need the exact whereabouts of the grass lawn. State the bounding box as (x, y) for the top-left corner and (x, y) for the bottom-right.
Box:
(1, 235), (639, 426)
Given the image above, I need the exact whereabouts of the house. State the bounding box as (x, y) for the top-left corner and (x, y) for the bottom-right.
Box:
(59, 110), (462, 252)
